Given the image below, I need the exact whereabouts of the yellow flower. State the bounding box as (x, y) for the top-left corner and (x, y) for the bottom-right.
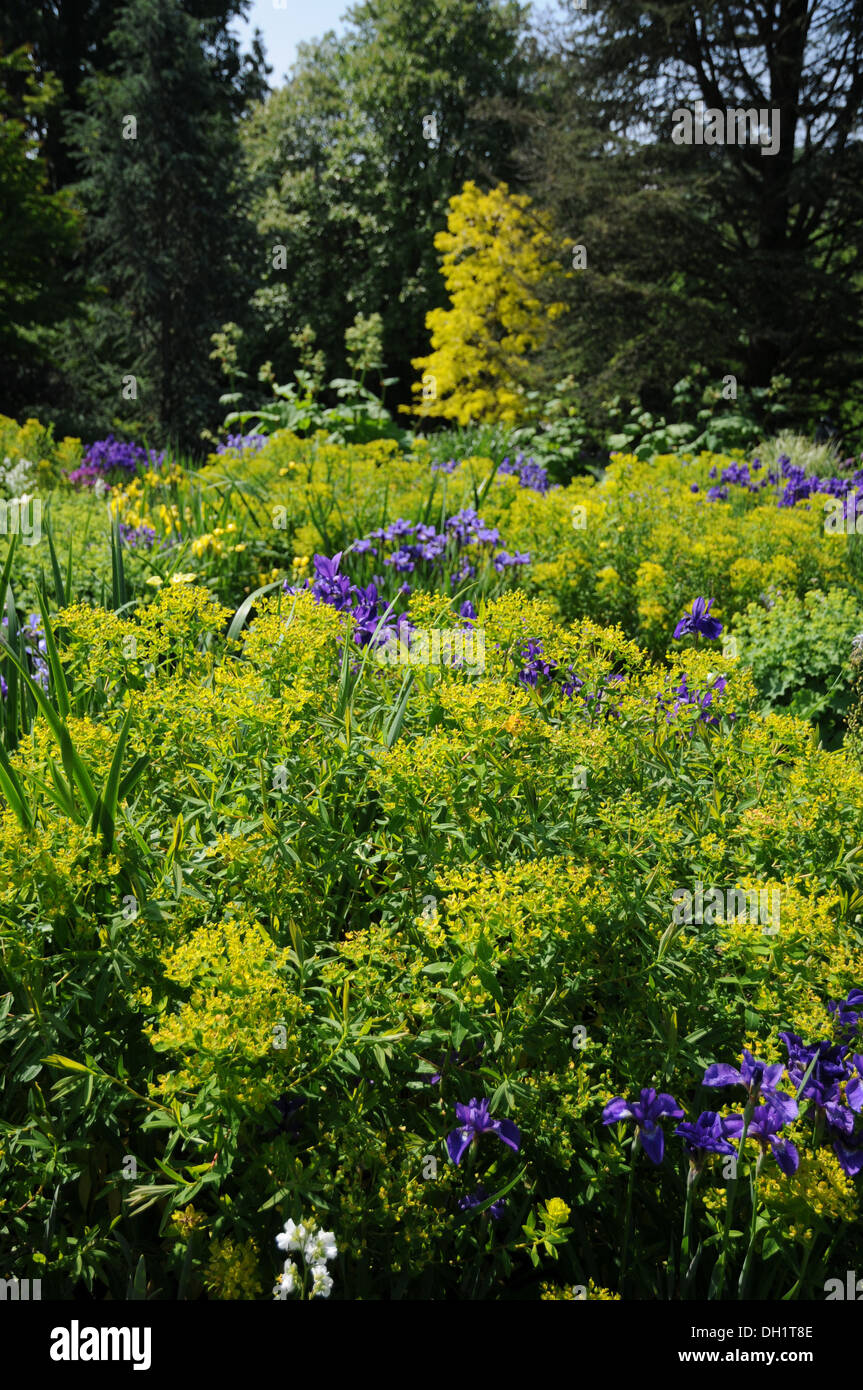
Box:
(204, 1237), (262, 1300)
(544, 1197), (571, 1224)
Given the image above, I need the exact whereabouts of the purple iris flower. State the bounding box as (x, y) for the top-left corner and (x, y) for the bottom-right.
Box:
(562, 668), (584, 699)
(457, 1186), (506, 1220)
(446, 1097), (521, 1166)
(374, 612), (414, 654)
(420, 538), (447, 562)
(516, 639), (558, 688)
(494, 550), (530, 570)
(833, 1141), (863, 1177)
(673, 597), (723, 641)
(460, 600), (478, 624)
(781, 1033), (853, 1092)
(675, 1111), (737, 1159)
(350, 583), (382, 646)
(11, 614), (50, 692)
(70, 434), (158, 482)
(498, 454), (550, 494)
(702, 1049), (795, 1119)
(450, 561), (476, 586)
(446, 508), (481, 543)
(602, 1087), (684, 1164)
(216, 432), (266, 457)
(384, 548), (416, 574)
(780, 1034), (863, 1149)
(828, 988), (863, 1038)
(352, 537), (376, 555)
(119, 522), (158, 549)
(310, 552), (354, 611)
(724, 1101), (799, 1176)
(384, 518), (415, 541)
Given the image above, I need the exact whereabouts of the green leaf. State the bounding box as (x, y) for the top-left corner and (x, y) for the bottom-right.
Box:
(35, 588), (70, 718)
(110, 516), (127, 612)
(42, 1054), (99, 1074)
(0, 637), (97, 814)
(95, 704), (134, 853)
(119, 753), (149, 801)
(129, 1254), (147, 1301)
(0, 533), (17, 622)
(44, 518), (66, 608)
(383, 670), (414, 748)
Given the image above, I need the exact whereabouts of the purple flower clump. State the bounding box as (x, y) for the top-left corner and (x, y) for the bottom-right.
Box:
(66, 436), (166, 489)
(498, 453), (551, 495)
(216, 433), (267, 457)
(702, 450), (863, 512)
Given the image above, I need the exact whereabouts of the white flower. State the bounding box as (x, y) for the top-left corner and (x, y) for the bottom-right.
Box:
(310, 1262), (333, 1299)
(273, 1259), (299, 1300)
(304, 1229), (338, 1265)
(169, 572), (197, 584)
(93, 477), (109, 499)
(0, 457), (35, 499)
(276, 1219), (308, 1254)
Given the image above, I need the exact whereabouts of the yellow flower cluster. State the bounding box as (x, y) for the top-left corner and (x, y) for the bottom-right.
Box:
(145, 912), (309, 1110)
(203, 1238), (263, 1300)
(760, 1151), (858, 1226)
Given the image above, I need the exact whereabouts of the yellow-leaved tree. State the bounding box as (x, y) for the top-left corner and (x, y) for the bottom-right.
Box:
(410, 181), (567, 425)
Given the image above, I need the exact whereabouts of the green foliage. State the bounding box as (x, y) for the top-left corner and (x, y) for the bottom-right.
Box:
(239, 0), (531, 402)
(224, 373), (410, 449)
(0, 48), (83, 406)
(221, 313), (410, 448)
(520, 1), (863, 437)
(602, 371), (791, 462)
(62, 0), (256, 447)
(731, 588), (863, 747)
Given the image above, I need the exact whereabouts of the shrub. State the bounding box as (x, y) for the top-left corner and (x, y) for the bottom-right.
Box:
(1, 582), (862, 1298)
(730, 589), (863, 746)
